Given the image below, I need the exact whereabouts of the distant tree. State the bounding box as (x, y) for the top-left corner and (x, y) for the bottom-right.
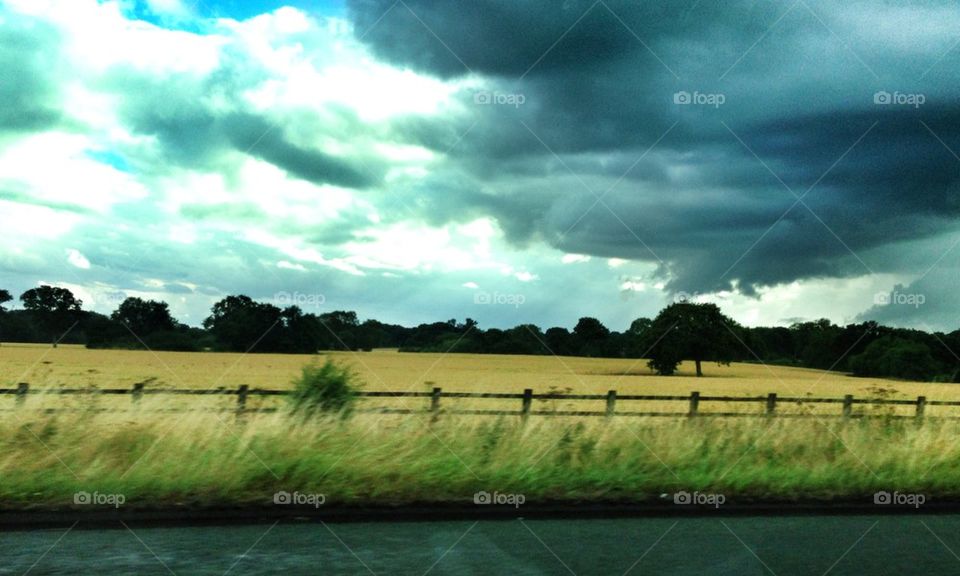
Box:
(318, 310), (361, 350)
(321, 310), (360, 329)
(625, 317), (653, 357)
(0, 289), (11, 345)
(574, 317), (610, 341)
(790, 319), (843, 370)
(278, 306), (322, 354)
(20, 286), (83, 346)
(545, 327), (575, 356)
(645, 302), (741, 376)
(745, 326), (796, 364)
(401, 320), (473, 352)
(573, 317), (610, 357)
(111, 297), (177, 336)
(497, 324), (549, 355)
(355, 319), (413, 350)
(944, 330), (960, 382)
(353, 320), (384, 351)
(204, 295), (284, 352)
(628, 318), (652, 335)
(602, 331), (628, 358)
(849, 336), (939, 381)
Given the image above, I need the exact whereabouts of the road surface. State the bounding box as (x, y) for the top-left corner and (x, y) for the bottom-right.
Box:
(2, 514), (959, 575)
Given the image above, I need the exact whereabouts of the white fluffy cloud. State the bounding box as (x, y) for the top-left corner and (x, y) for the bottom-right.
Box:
(66, 249), (92, 269)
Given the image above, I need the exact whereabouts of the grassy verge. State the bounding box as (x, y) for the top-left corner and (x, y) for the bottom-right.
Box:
(2, 407), (959, 510)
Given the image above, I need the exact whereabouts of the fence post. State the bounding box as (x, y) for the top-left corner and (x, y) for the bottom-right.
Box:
(521, 388), (533, 420)
(916, 396), (926, 421)
(606, 390), (616, 418)
(237, 385), (249, 414)
(766, 393), (777, 417)
(132, 383), (144, 405)
(430, 387), (442, 421)
(688, 391), (700, 417)
(16, 383), (28, 408)
(842, 394), (853, 419)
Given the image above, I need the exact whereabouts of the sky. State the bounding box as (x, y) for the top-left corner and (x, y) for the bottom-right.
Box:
(1, 0), (958, 332)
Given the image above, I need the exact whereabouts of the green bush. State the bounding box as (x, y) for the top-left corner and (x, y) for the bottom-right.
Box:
(289, 359), (361, 416)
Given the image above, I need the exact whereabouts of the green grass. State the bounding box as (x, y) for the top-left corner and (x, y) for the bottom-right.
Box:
(2, 406), (959, 510)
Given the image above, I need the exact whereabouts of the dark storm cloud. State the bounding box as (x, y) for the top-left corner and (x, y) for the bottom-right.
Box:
(352, 0), (960, 295)
(0, 19), (65, 134)
(222, 112), (379, 190)
(103, 62), (384, 190)
(349, 0), (797, 79)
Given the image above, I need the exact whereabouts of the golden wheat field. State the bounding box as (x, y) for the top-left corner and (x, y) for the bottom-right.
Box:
(2, 342), (958, 417)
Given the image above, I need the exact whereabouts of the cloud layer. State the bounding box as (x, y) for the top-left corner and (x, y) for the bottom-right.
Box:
(1, 0), (958, 331)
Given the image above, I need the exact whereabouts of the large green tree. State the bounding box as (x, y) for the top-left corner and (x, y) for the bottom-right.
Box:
(573, 317), (610, 357)
(111, 297), (177, 336)
(19, 286), (83, 346)
(204, 295), (284, 352)
(645, 302), (741, 377)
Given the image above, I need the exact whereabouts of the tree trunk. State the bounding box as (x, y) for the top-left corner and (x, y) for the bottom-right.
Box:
(695, 359), (703, 377)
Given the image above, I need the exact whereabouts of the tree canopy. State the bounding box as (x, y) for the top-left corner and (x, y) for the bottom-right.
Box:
(644, 302), (742, 377)
(112, 297), (177, 336)
(19, 285), (83, 345)
(1, 285), (959, 383)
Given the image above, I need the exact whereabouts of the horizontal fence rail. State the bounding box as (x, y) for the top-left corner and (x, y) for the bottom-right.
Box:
(0, 384), (956, 420)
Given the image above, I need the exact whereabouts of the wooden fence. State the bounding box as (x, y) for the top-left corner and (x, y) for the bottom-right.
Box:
(1, 383), (957, 420)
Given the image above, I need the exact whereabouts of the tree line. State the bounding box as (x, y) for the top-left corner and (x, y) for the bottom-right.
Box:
(1, 285), (958, 382)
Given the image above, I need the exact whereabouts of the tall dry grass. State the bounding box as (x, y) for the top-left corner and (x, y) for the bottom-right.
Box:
(2, 400), (959, 509)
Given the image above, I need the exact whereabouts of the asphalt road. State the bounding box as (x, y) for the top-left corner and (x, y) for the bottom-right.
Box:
(3, 514), (960, 575)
